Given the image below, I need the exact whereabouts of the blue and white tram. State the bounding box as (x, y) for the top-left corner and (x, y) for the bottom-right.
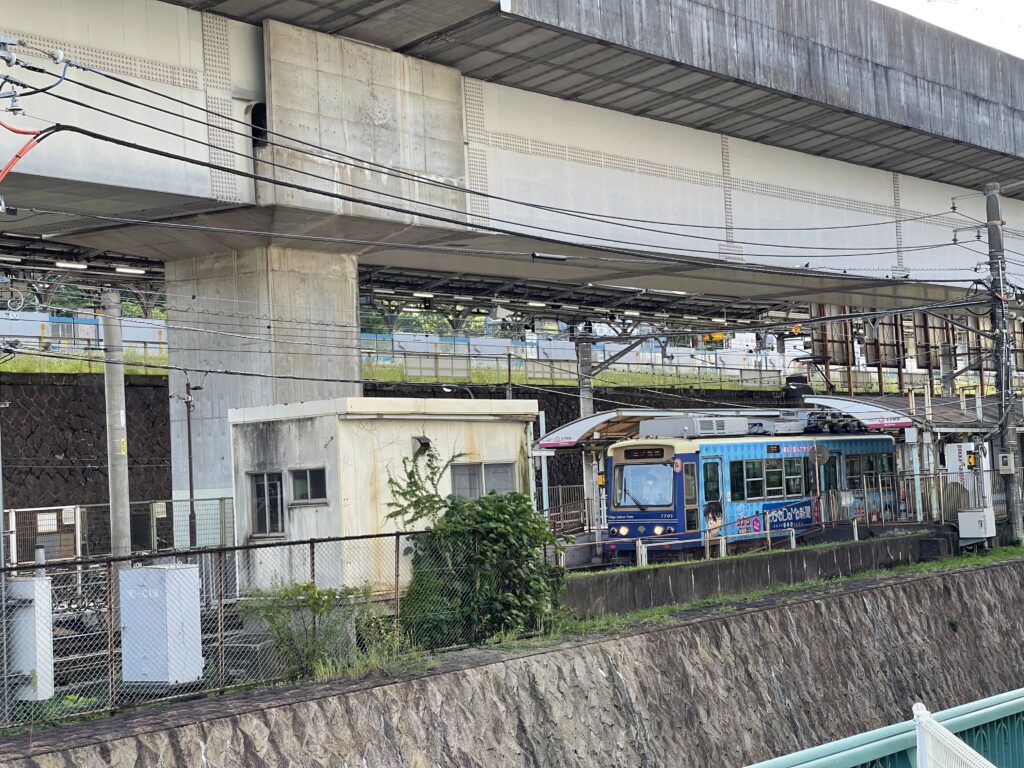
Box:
(603, 434), (897, 556)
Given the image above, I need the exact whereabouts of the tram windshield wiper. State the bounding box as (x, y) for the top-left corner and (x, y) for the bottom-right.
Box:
(622, 485), (647, 511)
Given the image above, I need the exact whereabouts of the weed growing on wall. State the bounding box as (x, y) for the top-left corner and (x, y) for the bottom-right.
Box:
(388, 449), (566, 648)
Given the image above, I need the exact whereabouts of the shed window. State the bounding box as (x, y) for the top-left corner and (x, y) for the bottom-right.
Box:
(484, 463), (516, 495)
(252, 472), (284, 535)
(452, 462), (518, 500)
(292, 468), (327, 502)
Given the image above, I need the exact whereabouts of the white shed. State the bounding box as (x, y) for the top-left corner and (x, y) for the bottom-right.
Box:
(227, 397), (539, 590)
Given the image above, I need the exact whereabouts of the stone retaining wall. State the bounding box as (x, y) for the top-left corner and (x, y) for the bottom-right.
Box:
(4, 557), (1024, 768)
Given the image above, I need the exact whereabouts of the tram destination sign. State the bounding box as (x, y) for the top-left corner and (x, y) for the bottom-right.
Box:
(624, 447), (665, 460)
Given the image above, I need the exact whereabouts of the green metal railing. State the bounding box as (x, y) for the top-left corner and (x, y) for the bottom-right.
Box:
(749, 687), (1024, 767)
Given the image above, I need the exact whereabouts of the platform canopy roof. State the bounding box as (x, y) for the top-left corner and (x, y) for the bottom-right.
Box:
(805, 394), (1024, 433)
(534, 407), (786, 451)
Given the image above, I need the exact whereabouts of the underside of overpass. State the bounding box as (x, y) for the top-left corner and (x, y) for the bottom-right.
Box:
(1, 0), (1023, 512)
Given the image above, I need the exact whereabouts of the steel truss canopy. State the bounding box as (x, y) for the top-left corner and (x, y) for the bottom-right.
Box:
(164, 0), (1024, 196)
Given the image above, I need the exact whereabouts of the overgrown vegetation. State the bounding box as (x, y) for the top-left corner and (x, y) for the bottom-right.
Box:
(238, 581), (427, 682)
(536, 545), (1024, 643)
(388, 449), (566, 648)
(238, 581), (363, 680)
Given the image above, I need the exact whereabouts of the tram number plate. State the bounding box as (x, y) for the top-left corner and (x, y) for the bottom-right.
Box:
(624, 448), (665, 460)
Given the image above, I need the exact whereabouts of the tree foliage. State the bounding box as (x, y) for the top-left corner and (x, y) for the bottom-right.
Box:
(387, 449), (565, 648)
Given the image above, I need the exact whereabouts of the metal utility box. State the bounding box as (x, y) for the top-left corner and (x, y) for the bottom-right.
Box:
(120, 564), (203, 684)
(998, 452), (1016, 475)
(957, 507), (996, 543)
(639, 416), (748, 438)
(7, 576), (53, 701)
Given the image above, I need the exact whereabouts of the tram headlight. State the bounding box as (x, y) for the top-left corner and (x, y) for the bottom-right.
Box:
(653, 525), (665, 536)
(618, 525), (629, 536)
(666, 527), (675, 534)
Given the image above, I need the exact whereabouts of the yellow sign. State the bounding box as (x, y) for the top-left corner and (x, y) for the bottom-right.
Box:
(119, 438), (127, 456)
(702, 332), (725, 343)
(791, 325), (802, 335)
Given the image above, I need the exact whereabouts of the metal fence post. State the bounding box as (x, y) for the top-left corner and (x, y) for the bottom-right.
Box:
(789, 528), (796, 550)
(764, 512), (771, 550)
(719, 535), (727, 558)
(106, 561), (116, 712)
(877, 475), (886, 524)
(219, 498), (228, 547)
(394, 534), (401, 623)
(217, 550), (226, 692)
(309, 540), (316, 584)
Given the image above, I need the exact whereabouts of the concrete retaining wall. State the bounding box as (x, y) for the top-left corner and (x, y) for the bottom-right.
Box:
(5, 557), (1024, 768)
(563, 536), (925, 618)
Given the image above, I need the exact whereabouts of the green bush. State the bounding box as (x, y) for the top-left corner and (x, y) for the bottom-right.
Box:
(389, 450), (565, 648)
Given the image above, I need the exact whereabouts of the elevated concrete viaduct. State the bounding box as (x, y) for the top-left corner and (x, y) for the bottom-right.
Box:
(1, 0), (1023, 519)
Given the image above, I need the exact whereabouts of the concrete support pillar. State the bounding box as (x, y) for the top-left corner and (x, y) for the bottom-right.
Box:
(165, 246), (361, 545)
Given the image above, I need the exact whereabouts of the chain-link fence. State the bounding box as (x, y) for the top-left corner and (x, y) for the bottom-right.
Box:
(0, 530), (533, 732)
(6, 499), (234, 564)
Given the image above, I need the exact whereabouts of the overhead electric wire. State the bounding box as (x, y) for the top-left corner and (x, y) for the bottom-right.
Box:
(13, 55), (972, 236)
(15, 84), (965, 255)
(7, 123), (957, 264)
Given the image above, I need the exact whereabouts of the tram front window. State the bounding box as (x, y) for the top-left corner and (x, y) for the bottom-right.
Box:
(614, 463), (674, 507)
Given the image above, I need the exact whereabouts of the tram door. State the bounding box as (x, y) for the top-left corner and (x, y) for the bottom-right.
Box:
(819, 456), (841, 523)
(701, 459), (724, 537)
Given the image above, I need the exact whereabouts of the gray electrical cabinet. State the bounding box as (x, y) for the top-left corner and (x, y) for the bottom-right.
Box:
(120, 564), (203, 684)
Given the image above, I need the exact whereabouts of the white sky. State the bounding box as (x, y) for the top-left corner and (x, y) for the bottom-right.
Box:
(871, 0), (1024, 58)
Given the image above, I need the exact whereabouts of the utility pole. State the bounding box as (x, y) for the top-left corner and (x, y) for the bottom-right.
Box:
(172, 373), (206, 548)
(101, 289), (131, 557)
(575, 326), (597, 530)
(985, 183), (1024, 541)
(184, 375), (200, 548)
(0, 400), (10, 726)
(576, 326), (595, 421)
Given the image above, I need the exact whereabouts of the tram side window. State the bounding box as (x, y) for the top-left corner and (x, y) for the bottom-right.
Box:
(744, 460), (764, 499)
(703, 462), (721, 502)
(683, 463), (700, 531)
(731, 458), (807, 501)
(730, 461), (745, 501)
(784, 458), (804, 496)
(765, 459), (785, 499)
